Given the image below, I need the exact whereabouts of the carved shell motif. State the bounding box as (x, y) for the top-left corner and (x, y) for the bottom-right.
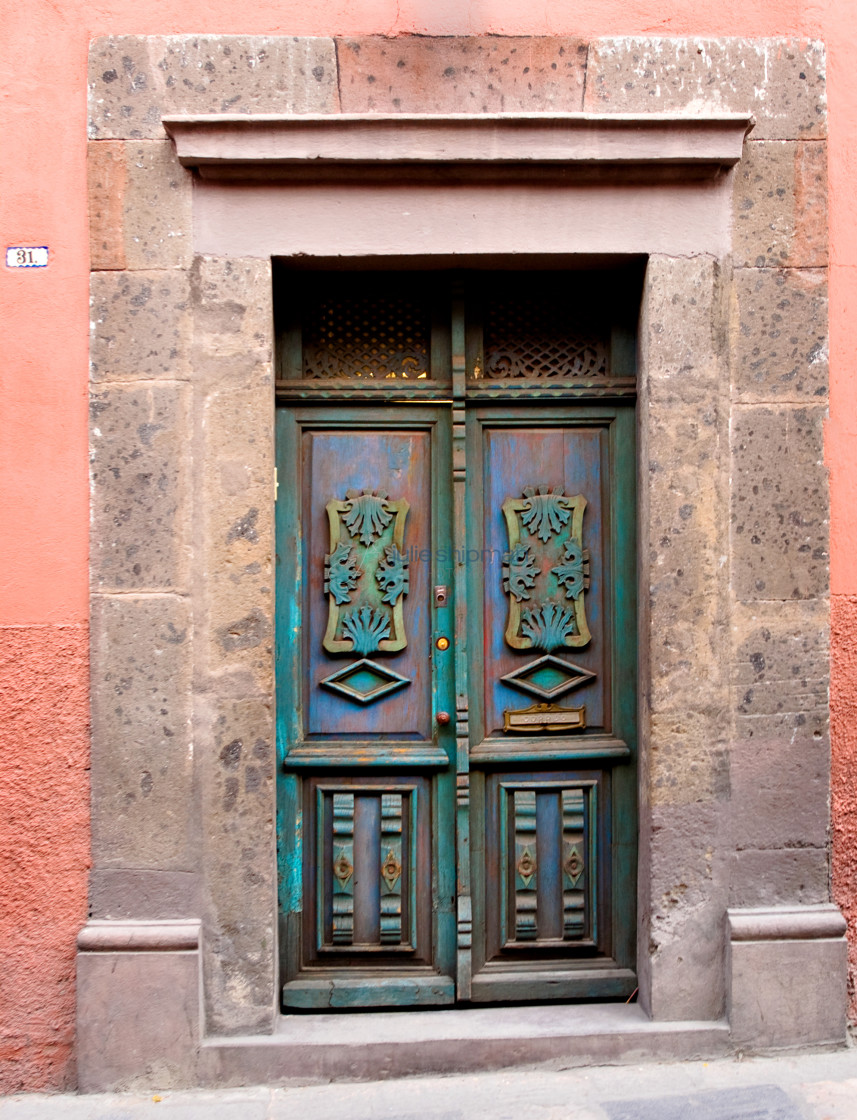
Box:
(322, 491), (411, 659)
(501, 485), (591, 651)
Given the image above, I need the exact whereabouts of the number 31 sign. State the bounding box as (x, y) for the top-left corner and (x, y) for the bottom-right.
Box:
(6, 246), (49, 268)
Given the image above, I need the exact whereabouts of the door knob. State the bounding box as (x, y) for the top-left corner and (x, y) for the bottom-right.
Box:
(436, 711), (451, 726)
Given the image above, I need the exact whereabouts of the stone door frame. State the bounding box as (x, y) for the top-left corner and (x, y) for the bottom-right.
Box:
(79, 36), (844, 1091)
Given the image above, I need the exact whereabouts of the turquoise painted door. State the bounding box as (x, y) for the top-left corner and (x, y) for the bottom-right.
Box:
(276, 270), (638, 1009)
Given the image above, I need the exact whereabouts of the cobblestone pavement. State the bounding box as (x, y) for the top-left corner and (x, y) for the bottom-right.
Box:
(2, 1046), (857, 1119)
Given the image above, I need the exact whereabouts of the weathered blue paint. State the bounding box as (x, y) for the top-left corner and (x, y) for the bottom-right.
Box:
(275, 273), (638, 1010)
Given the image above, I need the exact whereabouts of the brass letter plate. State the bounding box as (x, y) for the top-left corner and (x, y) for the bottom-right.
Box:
(503, 703), (586, 734)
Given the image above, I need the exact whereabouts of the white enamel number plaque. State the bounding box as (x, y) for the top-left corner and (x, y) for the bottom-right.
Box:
(6, 246), (49, 268)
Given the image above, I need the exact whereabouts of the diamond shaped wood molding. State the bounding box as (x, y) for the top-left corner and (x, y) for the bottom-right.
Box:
(320, 658), (410, 704)
(501, 654), (595, 701)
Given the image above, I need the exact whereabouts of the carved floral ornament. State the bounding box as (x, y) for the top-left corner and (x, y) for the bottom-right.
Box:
(502, 486), (591, 652)
(321, 489), (412, 704)
(501, 486), (593, 733)
(323, 489), (410, 656)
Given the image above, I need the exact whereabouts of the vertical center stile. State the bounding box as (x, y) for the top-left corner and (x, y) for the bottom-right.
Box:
(451, 284), (472, 999)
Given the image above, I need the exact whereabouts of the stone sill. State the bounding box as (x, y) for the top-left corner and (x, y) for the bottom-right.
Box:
(164, 112), (754, 181)
(198, 1004), (732, 1084)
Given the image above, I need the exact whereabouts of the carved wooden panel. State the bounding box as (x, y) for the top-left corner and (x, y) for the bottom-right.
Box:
(507, 785), (591, 944)
(502, 487), (590, 651)
(320, 488), (412, 704)
(482, 425), (610, 738)
(483, 770), (609, 964)
(304, 776), (432, 965)
(302, 428), (432, 739)
(331, 792), (355, 944)
(511, 790), (537, 940)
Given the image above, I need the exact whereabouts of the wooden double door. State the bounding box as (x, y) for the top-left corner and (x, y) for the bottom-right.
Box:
(275, 271), (638, 1009)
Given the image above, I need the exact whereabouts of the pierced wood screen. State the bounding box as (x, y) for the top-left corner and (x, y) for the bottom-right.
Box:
(482, 292), (609, 380)
(302, 291), (431, 379)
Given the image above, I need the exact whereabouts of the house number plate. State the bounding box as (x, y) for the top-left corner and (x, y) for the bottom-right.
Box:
(6, 246), (49, 268)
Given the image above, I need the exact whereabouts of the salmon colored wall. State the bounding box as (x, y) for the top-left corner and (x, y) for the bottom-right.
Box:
(0, 627), (89, 1091)
(2, 0), (856, 1090)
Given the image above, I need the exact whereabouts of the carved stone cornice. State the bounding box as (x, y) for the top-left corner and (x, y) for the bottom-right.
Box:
(164, 112), (754, 182)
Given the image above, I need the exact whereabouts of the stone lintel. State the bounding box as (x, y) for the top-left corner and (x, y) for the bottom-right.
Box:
(77, 919), (201, 952)
(164, 112), (753, 180)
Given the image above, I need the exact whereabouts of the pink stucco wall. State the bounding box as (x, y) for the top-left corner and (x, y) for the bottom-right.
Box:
(2, 0), (856, 1090)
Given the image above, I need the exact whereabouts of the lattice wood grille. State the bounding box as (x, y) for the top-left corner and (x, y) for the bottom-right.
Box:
(482, 291), (610, 380)
(302, 289), (431, 379)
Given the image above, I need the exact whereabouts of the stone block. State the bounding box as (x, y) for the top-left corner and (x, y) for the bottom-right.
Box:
(88, 140), (127, 270)
(731, 598), (829, 739)
(648, 713), (730, 806)
(196, 696), (276, 1035)
(731, 406), (828, 599)
(732, 140), (828, 268)
(731, 599), (829, 856)
(88, 139), (192, 270)
(642, 422), (726, 715)
(639, 258), (729, 724)
(77, 948), (199, 1091)
(89, 35), (339, 140)
(728, 913), (847, 1049)
(585, 39), (826, 140)
(124, 141), (193, 269)
(91, 270), (192, 382)
(90, 381), (191, 591)
(198, 383), (274, 694)
(190, 256), (273, 388)
(642, 802), (728, 1021)
(90, 594), (193, 869)
(89, 869), (201, 920)
(730, 735), (830, 852)
(640, 256), (729, 406)
(729, 849), (829, 907)
(731, 267), (828, 402)
(192, 256), (274, 691)
(338, 36), (587, 113)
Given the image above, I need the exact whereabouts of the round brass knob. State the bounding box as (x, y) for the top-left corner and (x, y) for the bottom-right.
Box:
(436, 636), (450, 651)
(436, 711), (451, 725)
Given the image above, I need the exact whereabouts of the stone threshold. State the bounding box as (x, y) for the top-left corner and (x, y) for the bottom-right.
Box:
(197, 1003), (730, 1085)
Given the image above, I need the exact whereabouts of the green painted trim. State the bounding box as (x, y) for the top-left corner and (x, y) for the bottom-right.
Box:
(284, 746), (449, 768)
(609, 404), (638, 974)
(470, 968), (637, 1003)
(470, 740), (630, 764)
(282, 976), (456, 1009)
